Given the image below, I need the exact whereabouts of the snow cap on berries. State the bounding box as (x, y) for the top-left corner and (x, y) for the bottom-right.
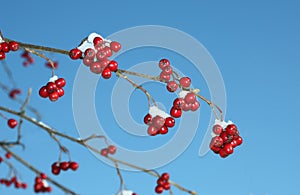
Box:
(116, 190), (134, 195)
(149, 106), (170, 118)
(179, 90), (189, 98)
(48, 75), (58, 82)
(211, 119), (234, 137)
(78, 32), (112, 52)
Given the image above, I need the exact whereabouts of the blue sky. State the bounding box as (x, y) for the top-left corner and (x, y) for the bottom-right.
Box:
(1, 0), (300, 195)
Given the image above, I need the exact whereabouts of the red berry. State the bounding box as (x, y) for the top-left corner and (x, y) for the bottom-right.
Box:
(155, 185), (164, 194)
(5, 152), (11, 159)
(184, 92), (196, 104)
(100, 148), (109, 156)
(110, 41), (121, 52)
(179, 77), (191, 88)
(210, 136), (223, 148)
(8, 41), (19, 51)
(21, 183), (27, 189)
(159, 59), (170, 70)
(69, 161), (79, 171)
(0, 51), (6, 60)
(182, 102), (191, 111)
(236, 136), (243, 146)
(55, 78), (66, 88)
(159, 125), (168, 134)
(143, 113), (152, 125)
(40, 173), (47, 179)
(159, 72), (170, 82)
(84, 48), (96, 59)
(7, 119), (18, 129)
(170, 107), (182, 118)
(60, 161), (70, 171)
(213, 124), (223, 135)
(51, 162), (61, 175)
(220, 131), (232, 144)
(173, 98), (185, 109)
(57, 88), (65, 97)
(157, 178), (165, 186)
(226, 124), (238, 135)
(49, 92), (59, 102)
(35, 177), (42, 184)
(96, 50), (107, 61)
(166, 81), (178, 92)
(210, 145), (221, 154)
(164, 117), (175, 128)
(69, 48), (82, 60)
(230, 139), (238, 148)
(45, 186), (52, 192)
(162, 66), (172, 75)
(90, 61), (103, 74)
(1, 42), (10, 53)
(93, 37), (103, 46)
(107, 60), (118, 72)
(223, 143), (234, 154)
(103, 46), (112, 57)
(83, 57), (93, 66)
(147, 125), (158, 136)
(102, 68), (112, 79)
(219, 149), (229, 158)
(46, 82), (58, 94)
(161, 172), (170, 181)
(39, 86), (49, 98)
(152, 115), (165, 129)
(108, 145), (117, 155)
(162, 182), (171, 190)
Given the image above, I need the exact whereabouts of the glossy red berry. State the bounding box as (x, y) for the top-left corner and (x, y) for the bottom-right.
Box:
(40, 173), (47, 179)
(191, 101), (200, 111)
(213, 124), (223, 135)
(60, 161), (70, 171)
(93, 37), (103, 46)
(49, 92), (59, 102)
(102, 68), (112, 79)
(173, 98), (185, 109)
(181, 102), (191, 111)
(210, 136), (223, 148)
(108, 145), (117, 154)
(69, 48), (82, 60)
(7, 119), (18, 129)
(159, 72), (170, 82)
(103, 46), (112, 57)
(55, 78), (66, 88)
(170, 107), (182, 118)
(84, 48), (96, 59)
(161, 172), (170, 181)
(166, 81), (178, 92)
(56, 88), (64, 97)
(164, 117), (175, 128)
(147, 125), (158, 136)
(236, 136), (243, 146)
(90, 61), (103, 74)
(100, 148), (109, 156)
(179, 77), (191, 88)
(162, 182), (171, 190)
(69, 161), (79, 171)
(1, 42), (10, 53)
(152, 115), (165, 129)
(143, 113), (152, 125)
(83, 57), (93, 66)
(155, 185), (164, 194)
(8, 41), (19, 51)
(110, 41), (121, 52)
(159, 59), (170, 70)
(0, 51), (6, 60)
(39, 86), (49, 98)
(219, 149), (229, 158)
(46, 82), (58, 93)
(226, 124), (238, 135)
(51, 162), (61, 175)
(107, 60), (118, 72)
(159, 125), (168, 134)
(210, 145), (221, 153)
(21, 183), (27, 189)
(162, 66), (172, 75)
(223, 143), (234, 154)
(184, 92), (196, 104)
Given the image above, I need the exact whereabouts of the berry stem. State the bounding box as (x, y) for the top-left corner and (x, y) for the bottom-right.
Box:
(0, 145), (78, 195)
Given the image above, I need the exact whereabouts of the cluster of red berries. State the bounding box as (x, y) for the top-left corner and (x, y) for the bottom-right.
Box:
(39, 77), (66, 102)
(7, 118), (18, 129)
(69, 35), (121, 79)
(34, 173), (51, 193)
(158, 59), (173, 82)
(45, 61), (58, 69)
(51, 161), (79, 175)
(144, 113), (175, 136)
(210, 121), (243, 158)
(100, 145), (117, 157)
(21, 51), (34, 66)
(9, 89), (21, 99)
(171, 91), (200, 115)
(155, 173), (171, 194)
(0, 41), (19, 60)
(0, 176), (27, 190)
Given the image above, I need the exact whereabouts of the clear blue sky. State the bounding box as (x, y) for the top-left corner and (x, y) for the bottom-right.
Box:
(1, 0), (300, 195)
